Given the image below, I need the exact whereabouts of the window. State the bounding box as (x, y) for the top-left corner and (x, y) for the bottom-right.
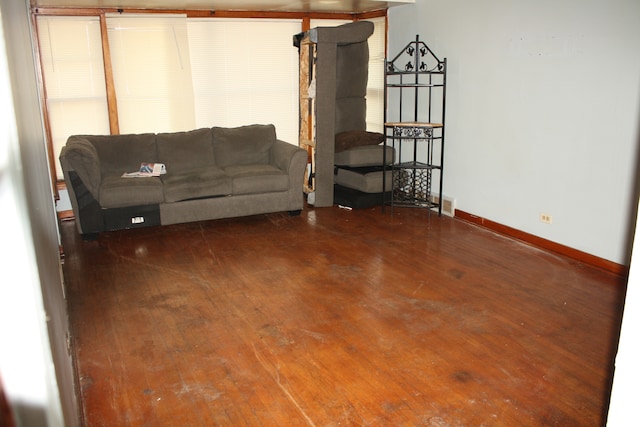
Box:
(363, 16), (386, 132)
(37, 13), (386, 180)
(106, 14), (196, 134)
(187, 19), (301, 144)
(37, 16), (109, 179)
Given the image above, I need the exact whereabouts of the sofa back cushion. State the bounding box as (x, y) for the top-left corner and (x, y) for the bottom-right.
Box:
(212, 124), (276, 168)
(86, 133), (157, 176)
(156, 128), (215, 172)
(335, 98), (367, 134)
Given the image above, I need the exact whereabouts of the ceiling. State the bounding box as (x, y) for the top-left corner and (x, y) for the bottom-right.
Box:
(30, 0), (413, 14)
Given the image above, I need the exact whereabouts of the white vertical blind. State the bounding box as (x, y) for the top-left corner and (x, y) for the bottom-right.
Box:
(37, 16), (109, 179)
(364, 17), (386, 132)
(187, 18), (301, 144)
(106, 14), (196, 134)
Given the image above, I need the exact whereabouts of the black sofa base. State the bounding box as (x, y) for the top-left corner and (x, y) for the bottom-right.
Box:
(333, 185), (390, 209)
(103, 204), (161, 231)
(69, 171), (162, 235)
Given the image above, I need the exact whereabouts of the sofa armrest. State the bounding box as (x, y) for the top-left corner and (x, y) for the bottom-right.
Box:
(270, 139), (307, 173)
(59, 136), (102, 199)
(270, 139), (307, 211)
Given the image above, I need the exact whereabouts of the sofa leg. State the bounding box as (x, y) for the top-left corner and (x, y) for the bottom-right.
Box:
(288, 210), (302, 217)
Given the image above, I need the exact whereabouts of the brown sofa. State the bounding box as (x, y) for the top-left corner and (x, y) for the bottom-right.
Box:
(60, 124), (307, 238)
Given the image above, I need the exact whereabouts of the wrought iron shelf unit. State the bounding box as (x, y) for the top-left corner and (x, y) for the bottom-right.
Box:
(395, 161), (441, 170)
(383, 36), (447, 214)
(386, 84), (444, 88)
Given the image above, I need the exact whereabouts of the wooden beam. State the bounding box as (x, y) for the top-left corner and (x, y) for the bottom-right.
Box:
(30, 12), (59, 198)
(99, 13), (119, 135)
(32, 7), (386, 21)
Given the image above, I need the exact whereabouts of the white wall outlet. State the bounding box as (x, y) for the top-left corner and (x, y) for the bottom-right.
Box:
(539, 213), (552, 224)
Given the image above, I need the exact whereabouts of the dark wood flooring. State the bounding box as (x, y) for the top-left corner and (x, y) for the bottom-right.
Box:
(59, 205), (627, 426)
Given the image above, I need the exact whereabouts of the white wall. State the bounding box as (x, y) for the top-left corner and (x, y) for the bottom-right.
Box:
(0, 19), (61, 427)
(388, 0), (640, 264)
(0, 0), (78, 425)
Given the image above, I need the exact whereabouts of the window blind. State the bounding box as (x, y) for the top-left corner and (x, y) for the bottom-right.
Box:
(106, 14), (196, 134)
(37, 16), (109, 179)
(38, 14), (383, 181)
(364, 16), (386, 132)
(186, 18), (301, 145)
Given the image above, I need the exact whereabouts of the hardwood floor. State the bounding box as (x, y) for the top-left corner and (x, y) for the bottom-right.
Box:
(59, 205), (627, 426)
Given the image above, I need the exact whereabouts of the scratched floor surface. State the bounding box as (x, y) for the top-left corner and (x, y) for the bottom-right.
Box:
(60, 205), (626, 426)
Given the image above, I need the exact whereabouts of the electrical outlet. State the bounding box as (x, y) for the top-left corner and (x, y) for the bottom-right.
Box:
(540, 213), (552, 224)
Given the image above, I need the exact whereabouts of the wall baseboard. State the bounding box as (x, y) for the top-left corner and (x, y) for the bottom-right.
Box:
(455, 210), (628, 277)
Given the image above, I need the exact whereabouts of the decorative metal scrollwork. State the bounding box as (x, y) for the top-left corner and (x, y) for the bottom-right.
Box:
(386, 35), (444, 74)
(393, 126), (434, 139)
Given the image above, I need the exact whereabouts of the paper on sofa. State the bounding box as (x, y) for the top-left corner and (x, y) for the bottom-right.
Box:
(122, 163), (167, 178)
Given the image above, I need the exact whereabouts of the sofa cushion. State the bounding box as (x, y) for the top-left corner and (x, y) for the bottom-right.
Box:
(99, 175), (165, 208)
(86, 133), (157, 176)
(334, 166), (393, 193)
(335, 98), (367, 134)
(335, 144), (395, 167)
(161, 166), (232, 203)
(335, 130), (385, 153)
(156, 128), (215, 172)
(212, 124), (276, 168)
(224, 164), (289, 195)
(336, 42), (369, 98)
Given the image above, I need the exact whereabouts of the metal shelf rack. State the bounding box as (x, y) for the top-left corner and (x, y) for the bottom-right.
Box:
(383, 36), (447, 214)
